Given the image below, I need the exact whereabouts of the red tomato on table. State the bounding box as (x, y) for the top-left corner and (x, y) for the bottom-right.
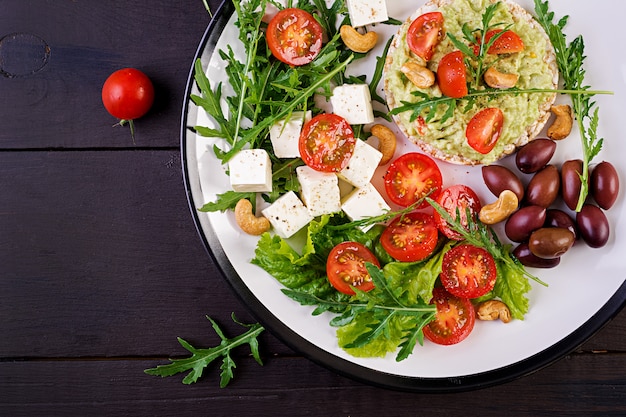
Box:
(380, 211), (439, 262)
(266, 8), (323, 66)
(326, 241), (380, 296)
(423, 287), (475, 345)
(407, 12), (445, 61)
(101, 68), (154, 121)
(433, 184), (482, 240)
(440, 244), (497, 299)
(299, 113), (356, 172)
(437, 50), (468, 98)
(466, 107), (504, 154)
(383, 152), (442, 209)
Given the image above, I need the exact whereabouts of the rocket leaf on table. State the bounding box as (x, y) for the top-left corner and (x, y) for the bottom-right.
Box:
(144, 313), (264, 388)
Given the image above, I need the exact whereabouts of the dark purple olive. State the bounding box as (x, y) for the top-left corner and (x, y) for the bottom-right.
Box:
(525, 165), (560, 207)
(505, 205), (546, 242)
(515, 138), (556, 174)
(513, 242), (561, 268)
(545, 209), (578, 240)
(576, 204), (610, 248)
(482, 165), (524, 201)
(528, 227), (575, 259)
(591, 161), (619, 210)
(561, 159), (584, 211)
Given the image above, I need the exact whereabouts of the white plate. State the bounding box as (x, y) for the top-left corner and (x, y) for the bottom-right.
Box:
(181, 0), (626, 391)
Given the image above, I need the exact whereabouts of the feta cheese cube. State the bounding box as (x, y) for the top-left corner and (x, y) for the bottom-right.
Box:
(296, 165), (341, 217)
(341, 183), (390, 231)
(330, 84), (375, 125)
(229, 149), (272, 192)
(338, 139), (382, 188)
(345, 0), (388, 28)
(269, 111), (311, 158)
(261, 191), (313, 239)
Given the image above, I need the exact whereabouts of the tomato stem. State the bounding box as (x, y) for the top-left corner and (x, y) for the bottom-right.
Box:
(118, 119), (136, 144)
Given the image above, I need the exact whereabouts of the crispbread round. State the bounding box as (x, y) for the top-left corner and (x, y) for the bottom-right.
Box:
(384, 0), (559, 165)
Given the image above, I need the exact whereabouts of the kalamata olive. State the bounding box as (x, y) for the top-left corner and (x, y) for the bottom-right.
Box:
(545, 209), (577, 240)
(513, 242), (561, 268)
(482, 165), (524, 201)
(505, 205), (546, 242)
(561, 159), (584, 211)
(528, 227), (575, 259)
(576, 204), (610, 248)
(525, 165), (560, 207)
(515, 138), (556, 174)
(591, 161), (619, 210)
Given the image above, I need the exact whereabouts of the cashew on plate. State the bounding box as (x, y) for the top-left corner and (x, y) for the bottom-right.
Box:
(547, 104), (573, 140)
(370, 124), (397, 165)
(235, 198), (270, 235)
(340, 25), (378, 53)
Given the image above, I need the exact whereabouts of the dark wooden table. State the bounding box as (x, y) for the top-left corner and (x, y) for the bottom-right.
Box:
(1, 1), (625, 416)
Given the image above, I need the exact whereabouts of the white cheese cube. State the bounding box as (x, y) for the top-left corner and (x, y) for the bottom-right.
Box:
(330, 84), (375, 125)
(337, 139), (382, 188)
(261, 191), (313, 239)
(269, 111), (311, 158)
(229, 149), (272, 192)
(296, 165), (341, 217)
(341, 183), (390, 231)
(345, 0), (388, 28)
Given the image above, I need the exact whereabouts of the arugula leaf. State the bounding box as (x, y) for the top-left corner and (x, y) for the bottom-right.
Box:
(533, 0), (607, 211)
(198, 191), (255, 212)
(144, 314), (264, 388)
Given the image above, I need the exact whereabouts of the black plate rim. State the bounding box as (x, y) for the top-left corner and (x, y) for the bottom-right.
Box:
(179, 0), (626, 393)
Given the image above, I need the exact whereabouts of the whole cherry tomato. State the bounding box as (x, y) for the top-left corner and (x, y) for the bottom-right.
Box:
(102, 68), (154, 121)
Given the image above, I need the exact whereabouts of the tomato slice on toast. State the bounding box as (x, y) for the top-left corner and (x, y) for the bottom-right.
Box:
(407, 12), (445, 61)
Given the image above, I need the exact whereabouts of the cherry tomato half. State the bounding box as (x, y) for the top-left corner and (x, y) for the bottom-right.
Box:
(102, 68), (154, 121)
(380, 211), (439, 262)
(266, 8), (323, 66)
(437, 50), (468, 98)
(440, 244), (497, 299)
(299, 113), (356, 172)
(383, 152), (442, 208)
(481, 29), (524, 55)
(326, 241), (380, 296)
(423, 287), (475, 345)
(407, 12), (445, 61)
(433, 184), (482, 240)
(466, 107), (504, 154)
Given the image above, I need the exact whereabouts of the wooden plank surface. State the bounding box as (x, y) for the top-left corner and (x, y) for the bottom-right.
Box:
(1, 0), (625, 416)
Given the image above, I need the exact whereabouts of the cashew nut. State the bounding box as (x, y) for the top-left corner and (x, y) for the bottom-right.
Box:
(400, 60), (435, 89)
(547, 104), (573, 140)
(369, 124), (397, 166)
(340, 25), (378, 53)
(476, 300), (512, 323)
(483, 66), (519, 89)
(478, 189), (519, 225)
(234, 198), (270, 236)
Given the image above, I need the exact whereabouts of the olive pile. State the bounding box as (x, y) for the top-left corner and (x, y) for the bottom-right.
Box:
(482, 138), (619, 268)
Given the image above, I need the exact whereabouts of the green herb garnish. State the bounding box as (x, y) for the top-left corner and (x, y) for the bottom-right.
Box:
(144, 314), (264, 388)
(282, 263), (437, 362)
(534, 0), (605, 211)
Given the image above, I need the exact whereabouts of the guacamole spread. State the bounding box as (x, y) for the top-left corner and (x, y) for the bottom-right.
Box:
(384, 0), (558, 165)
